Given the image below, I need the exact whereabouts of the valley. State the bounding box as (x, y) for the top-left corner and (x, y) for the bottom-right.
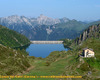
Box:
(0, 0), (100, 80)
(0, 16), (100, 80)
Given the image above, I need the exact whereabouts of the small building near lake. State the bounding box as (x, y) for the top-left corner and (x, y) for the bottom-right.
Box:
(82, 48), (95, 57)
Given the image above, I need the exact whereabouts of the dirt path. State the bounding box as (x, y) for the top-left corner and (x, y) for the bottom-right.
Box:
(17, 66), (35, 75)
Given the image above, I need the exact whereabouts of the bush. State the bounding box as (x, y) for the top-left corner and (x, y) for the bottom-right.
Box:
(6, 69), (15, 75)
(37, 57), (42, 59)
(45, 61), (50, 66)
(94, 78), (100, 80)
(22, 59), (30, 68)
(80, 62), (90, 71)
(30, 56), (35, 59)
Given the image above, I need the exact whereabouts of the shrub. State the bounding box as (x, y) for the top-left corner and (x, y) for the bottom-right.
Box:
(37, 57), (42, 59)
(45, 61), (50, 66)
(30, 56), (35, 59)
(80, 62), (90, 71)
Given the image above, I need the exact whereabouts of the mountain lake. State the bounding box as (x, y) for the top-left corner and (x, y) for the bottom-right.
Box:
(26, 44), (68, 58)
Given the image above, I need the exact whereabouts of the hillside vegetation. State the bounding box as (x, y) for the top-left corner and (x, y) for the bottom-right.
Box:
(0, 25), (31, 76)
(62, 24), (100, 80)
(0, 44), (30, 76)
(0, 25), (30, 48)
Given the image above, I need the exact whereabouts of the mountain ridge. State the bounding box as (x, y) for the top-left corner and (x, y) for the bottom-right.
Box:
(1, 15), (100, 40)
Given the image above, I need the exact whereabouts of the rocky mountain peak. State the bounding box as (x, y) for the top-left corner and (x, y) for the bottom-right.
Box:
(60, 17), (70, 23)
(37, 14), (60, 25)
(38, 14), (49, 19)
(0, 15), (32, 25)
(0, 15), (22, 24)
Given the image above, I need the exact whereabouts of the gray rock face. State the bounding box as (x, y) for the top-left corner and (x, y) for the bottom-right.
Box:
(37, 14), (60, 25)
(75, 24), (100, 44)
(0, 15), (62, 26)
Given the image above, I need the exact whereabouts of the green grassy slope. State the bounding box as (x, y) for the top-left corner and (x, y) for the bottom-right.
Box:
(55, 20), (86, 31)
(0, 25), (30, 48)
(78, 38), (100, 70)
(0, 44), (30, 76)
(0, 25), (31, 76)
(49, 20), (87, 40)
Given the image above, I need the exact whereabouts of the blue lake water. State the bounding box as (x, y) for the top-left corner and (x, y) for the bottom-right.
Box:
(26, 44), (68, 58)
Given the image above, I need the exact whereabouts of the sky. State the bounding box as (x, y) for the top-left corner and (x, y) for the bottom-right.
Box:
(0, 0), (100, 21)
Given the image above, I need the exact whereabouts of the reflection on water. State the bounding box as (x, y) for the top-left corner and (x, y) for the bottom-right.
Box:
(13, 44), (30, 50)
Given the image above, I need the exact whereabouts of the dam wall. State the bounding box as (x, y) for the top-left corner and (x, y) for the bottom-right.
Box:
(31, 41), (63, 44)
